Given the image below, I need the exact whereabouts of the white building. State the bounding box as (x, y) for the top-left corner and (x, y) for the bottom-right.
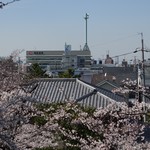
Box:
(26, 49), (91, 71)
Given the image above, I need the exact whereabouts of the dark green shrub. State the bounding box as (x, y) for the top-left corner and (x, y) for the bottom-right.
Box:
(29, 116), (47, 126)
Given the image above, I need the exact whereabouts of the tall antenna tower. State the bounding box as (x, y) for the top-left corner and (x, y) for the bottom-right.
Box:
(83, 13), (90, 51)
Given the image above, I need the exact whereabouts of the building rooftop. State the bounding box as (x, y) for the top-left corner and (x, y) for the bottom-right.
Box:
(26, 50), (91, 56)
(91, 66), (137, 86)
(22, 78), (126, 108)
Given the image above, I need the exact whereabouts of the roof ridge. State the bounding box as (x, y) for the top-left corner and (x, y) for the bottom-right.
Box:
(35, 78), (76, 82)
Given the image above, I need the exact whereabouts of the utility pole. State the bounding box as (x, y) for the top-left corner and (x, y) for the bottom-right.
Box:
(140, 32), (146, 122)
(141, 32), (145, 87)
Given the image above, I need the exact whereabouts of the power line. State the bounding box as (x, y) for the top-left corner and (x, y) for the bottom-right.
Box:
(90, 33), (139, 48)
(112, 51), (134, 58)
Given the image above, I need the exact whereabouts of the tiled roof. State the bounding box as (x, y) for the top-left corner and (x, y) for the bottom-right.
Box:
(22, 78), (125, 108)
(96, 80), (119, 88)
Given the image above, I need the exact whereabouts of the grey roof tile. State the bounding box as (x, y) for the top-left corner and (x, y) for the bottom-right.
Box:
(22, 78), (125, 108)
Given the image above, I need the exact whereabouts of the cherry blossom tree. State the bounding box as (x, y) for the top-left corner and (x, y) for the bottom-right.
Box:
(12, 101), (150, 150)
(0, 57), (36, 149)
(0, 57), (150, 150)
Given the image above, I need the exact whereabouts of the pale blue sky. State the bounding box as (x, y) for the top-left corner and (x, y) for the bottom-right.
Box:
(0, 0), (150, 62)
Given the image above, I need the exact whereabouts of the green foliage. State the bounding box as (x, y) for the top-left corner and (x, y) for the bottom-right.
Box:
(58, 117), (73, 130)
(28, 63), (48, 78)
(34, 147), (55, 150)
(58, 68), (74, 78)
(36, 103), (66, 114)
(35, 102), (95, 117)
(146, 112), (150, 122)
(58, 117), (103, 142)
(34, 146), (80, 150)
(68, 68), (74, 77)
(33, 102), (103, 149)
(81, 106), (96, 116)
(29, 116), (47, 126)
(65, 146), (81, 150)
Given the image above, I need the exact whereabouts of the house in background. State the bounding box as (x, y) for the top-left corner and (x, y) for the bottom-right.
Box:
(96, 80), (119, 91)
(79, 65), (137, 90)
(91, 66), (137, 88)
